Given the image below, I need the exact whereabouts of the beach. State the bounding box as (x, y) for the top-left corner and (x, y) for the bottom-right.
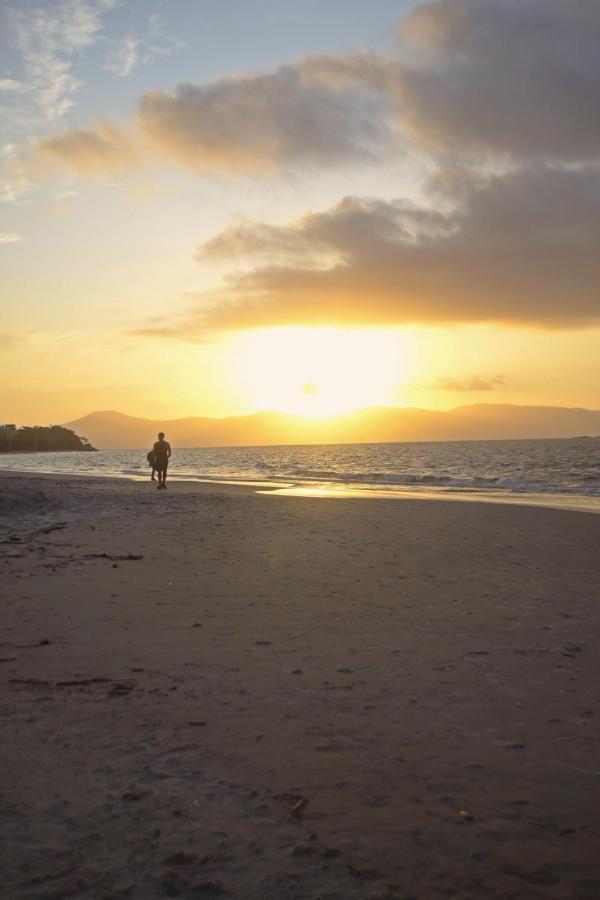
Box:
(2, 471), (600, 900)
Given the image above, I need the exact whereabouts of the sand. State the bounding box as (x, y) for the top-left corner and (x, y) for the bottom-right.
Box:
(1, 471), (600, 899)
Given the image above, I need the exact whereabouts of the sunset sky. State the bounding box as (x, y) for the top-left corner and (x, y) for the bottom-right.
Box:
(1, 0), (599, 424)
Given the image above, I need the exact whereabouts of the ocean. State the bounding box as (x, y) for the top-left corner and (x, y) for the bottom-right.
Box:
(1, 437), (600, 513)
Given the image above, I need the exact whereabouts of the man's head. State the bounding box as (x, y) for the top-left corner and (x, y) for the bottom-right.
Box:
(158, 432), (165, 440)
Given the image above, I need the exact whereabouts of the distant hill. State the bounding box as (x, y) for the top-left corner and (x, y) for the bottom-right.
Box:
(64, 404), (600, 450)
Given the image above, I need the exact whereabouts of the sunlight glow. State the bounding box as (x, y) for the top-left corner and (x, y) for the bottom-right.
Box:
(227, 327), (410, 417)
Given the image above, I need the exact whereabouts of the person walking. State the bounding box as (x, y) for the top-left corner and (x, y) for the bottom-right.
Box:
(152, 432), (171, 489)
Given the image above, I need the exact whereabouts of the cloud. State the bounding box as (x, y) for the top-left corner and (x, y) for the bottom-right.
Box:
(136, 56), (391, 173)
(435, 375), (505, 392)
(139, 165), (600, 335)
(6, 0), (600, 339)
(30, 54), (390, 177)
(104, 35), (139, 78)
(28, 53), (391, 178)
(114, 0), (600, 336)
(5, 0), (119, 124)
(199, 195), (448, 265)
(37, 122), (138, 176)
(395, 0), (600, 162)
(0, 232), (22, 243)
(0, 78), (25, 93)
(102, 11), (184, 78)
(0, 4), (188, 198)
(31, 0), (600, 183)
(137, 0), (600, 172)
(1, 0), (120, 199)
(0, 143), (34, 202)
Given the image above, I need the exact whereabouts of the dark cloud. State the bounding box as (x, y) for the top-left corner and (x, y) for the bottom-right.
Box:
(36, 0), (600, 177)
(198, 195), (446, 266)
(396, 0), (600, 161)
(435, 375), (505, 392)
(140, 166), (600, 334)
(136, 0), (600, 171)
(136, 57), (391, 173)
(26, 0), (598, 336)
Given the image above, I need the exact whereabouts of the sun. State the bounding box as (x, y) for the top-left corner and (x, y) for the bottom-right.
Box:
(226, 326), (411, 418)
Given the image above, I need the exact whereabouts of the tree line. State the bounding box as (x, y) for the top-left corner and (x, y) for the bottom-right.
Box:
(0, 425), (97, 452)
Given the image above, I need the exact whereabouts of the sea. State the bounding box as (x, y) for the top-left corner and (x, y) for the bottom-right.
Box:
(1, 437), (600, 513)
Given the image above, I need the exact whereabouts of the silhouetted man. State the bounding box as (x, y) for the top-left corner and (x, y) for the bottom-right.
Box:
(153, 432), (171, 490)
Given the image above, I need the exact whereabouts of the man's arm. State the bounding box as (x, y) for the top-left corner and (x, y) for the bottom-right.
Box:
(167, 442), (172, 458)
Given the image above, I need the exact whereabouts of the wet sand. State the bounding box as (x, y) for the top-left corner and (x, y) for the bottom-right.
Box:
(2, 471), (600, 899)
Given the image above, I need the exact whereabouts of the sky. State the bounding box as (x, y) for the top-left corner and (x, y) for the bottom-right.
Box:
(1, 0), (599, 424)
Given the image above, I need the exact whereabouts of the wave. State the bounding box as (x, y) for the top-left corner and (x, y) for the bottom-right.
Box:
(246, 468), (600, 496)
(42, 460), (600, 497)
(162, 466), (600, 496)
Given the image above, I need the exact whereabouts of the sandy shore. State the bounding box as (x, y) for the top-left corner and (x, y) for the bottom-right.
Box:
(2, 471), (600, 899)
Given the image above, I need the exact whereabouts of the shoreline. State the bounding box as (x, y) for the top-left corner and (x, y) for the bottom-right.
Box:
(1, 465), (599, 515)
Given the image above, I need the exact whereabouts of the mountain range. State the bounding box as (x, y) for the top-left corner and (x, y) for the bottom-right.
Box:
(64, 405), (600, 450)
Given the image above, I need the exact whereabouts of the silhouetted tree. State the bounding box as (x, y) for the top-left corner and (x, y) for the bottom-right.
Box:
(0, 425), (96, 452)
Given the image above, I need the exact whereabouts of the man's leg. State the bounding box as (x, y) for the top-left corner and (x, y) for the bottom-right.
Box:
(151, 467), (156, 481)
